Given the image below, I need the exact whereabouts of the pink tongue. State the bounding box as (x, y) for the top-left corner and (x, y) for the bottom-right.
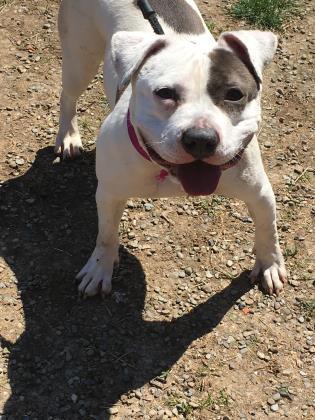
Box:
(177, 161), (221, 196)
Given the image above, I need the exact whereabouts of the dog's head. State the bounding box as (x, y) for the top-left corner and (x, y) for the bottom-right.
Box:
(112, 30), (277, 195)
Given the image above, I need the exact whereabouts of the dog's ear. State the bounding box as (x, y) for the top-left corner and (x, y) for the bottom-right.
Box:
(112, 31), (167, 92)
(217, 31), (277, 87)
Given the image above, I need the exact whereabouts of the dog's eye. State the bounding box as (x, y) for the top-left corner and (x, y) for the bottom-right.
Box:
(154, 87), (178, 101)
(224, 87), (244, 102)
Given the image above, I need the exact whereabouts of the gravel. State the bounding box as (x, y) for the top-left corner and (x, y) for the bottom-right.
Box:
(0, 0), (314, 419)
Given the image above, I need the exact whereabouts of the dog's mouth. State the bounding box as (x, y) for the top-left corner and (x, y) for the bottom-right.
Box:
(141, 134), (253, 196)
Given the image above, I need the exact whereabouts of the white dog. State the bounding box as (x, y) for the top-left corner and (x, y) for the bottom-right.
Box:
(56, 0), (287, 297)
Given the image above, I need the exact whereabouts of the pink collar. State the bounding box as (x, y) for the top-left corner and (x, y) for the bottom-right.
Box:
(127, 109), (151, 161)
(127, 109), (169, 181)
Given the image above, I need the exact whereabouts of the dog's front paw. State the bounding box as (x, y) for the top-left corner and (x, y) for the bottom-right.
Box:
(76, 246), (115, 297)
(250, 256), (287, 296)
(55, 133), (83, 159)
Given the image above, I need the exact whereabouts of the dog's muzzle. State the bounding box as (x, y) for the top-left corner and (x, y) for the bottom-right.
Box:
(127, 109), (254, 196)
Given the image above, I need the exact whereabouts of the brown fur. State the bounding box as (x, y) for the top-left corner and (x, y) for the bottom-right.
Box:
(208, 49), (258, 118)
(134, 0), (205, 34)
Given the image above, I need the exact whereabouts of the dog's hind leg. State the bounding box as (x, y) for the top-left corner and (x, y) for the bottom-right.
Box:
(55, 0), (105, 158)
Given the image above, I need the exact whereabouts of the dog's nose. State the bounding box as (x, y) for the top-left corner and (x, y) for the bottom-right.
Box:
(181, 127), (219, 159)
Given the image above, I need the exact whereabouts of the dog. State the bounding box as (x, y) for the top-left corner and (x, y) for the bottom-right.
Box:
(56, 0), (287, 297)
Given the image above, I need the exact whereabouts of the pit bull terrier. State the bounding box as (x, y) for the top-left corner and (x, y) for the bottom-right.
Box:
(56, 0), (287, 297)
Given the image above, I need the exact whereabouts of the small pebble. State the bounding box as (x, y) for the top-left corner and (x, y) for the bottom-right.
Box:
(108, 407), (119, 415)
(273, 393), (281, 402)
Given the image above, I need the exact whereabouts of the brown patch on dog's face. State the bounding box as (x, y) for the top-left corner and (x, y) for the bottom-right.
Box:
(134, 0), (205, 34)
(208, 49), (259, 119)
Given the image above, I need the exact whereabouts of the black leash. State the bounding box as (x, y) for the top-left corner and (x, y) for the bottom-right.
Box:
(137, 0), (165, 35)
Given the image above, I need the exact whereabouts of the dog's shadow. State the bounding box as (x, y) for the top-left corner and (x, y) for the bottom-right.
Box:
(0, 147), (252, 418)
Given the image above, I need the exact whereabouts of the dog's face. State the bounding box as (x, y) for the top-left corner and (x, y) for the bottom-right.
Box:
(112, 31), (277, 195)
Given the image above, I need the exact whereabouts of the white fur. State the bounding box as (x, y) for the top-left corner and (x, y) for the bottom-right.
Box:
(56, 0), (286, 296)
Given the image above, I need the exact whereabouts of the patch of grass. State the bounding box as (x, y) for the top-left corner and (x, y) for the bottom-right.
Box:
(166, 395), (180, 408)
(283, 244), (298, 258)
(166, 395), (193, 415)
(206, 20), (215, 32)
(157, 369), (171, 381)
(199, 393), (215, 409)
(218, 389), (230, 407)
(196, 365), (209, 378)
(199, 389), (230, 410)
(177, 401), (193, 415)
(193, 196), (225, 217)
(79, 119), (93, 133)
(101, 96), (110, 108)
(300, 299), (315, 317)
(230, 0), (298, 30)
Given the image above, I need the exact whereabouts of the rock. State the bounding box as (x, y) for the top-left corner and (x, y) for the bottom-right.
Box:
(270, 403), (279, 412)
(282, 308), (291, 316)
(184, 267), (192, 276)
(108, 406), (119, 415)
(289, 279), (300, 287)
(15, 157), (25, 165)
(128, 240), (139, 249)
(245, 297), (254, 305)
(144, 203), (154, 211)
(8, 160), (18, 169)
(257, 351), (266, 360)
(201, 284), (212, 293)
(273, 393), (281, 402)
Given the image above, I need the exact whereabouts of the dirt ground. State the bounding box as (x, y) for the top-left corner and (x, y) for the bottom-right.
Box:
(0, 0), (314, 419)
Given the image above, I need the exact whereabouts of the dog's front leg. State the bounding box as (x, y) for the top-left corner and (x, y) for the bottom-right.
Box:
(245, 181), (287, 295)
(76, 187), (126, 297)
